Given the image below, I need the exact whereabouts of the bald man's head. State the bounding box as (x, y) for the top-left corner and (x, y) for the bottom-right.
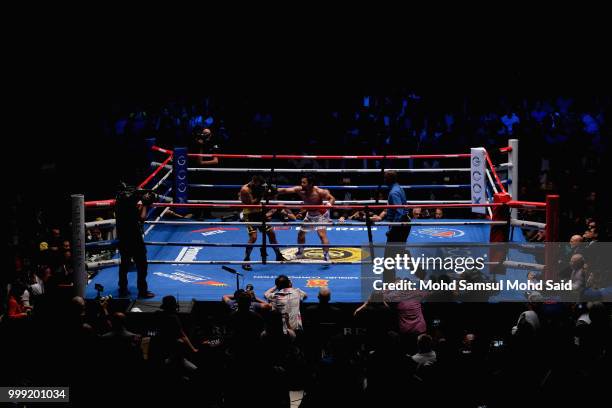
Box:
(570, 235), (583, 248)
(318, 287), (331, 303)
(570, 254), (585, 270)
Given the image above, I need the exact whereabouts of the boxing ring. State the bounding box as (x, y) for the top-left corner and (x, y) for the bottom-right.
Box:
(71, 139), (560, 303)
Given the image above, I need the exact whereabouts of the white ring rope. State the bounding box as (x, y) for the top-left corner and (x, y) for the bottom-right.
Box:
(150, 163), (470, 173)
(151, 168), (173, 191)
(147, 260), (361, 265)
(486, 200), (493, 219)
(486, 169), (499, 195)
(189, 167), (471, 173)
(510, 219), (546, 230)
(144, 204), (172, 236)
(144, 220), (507, 226)
(84, 219), (116, 229)
(87, 258), (545, 270)
(87, 259), (120, 269)
(186, 199), (472, 205)
(500, 260), (545, 271)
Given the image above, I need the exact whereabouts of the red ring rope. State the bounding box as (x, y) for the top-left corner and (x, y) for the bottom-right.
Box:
(85, 199), (116, 208)
(139, 153), (173, 189)
(151, 145), (173, 155)
(485, 151), (507, 193)
(185, 153), (472, 160)
(151, 201), (545, 210)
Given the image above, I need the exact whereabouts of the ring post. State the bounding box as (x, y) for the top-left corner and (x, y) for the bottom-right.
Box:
(544, 194), (560, 282)
(545, 195), (559, 242)
(509, 139), (519, 219)
(71, 194), (87, 297)
(262, 155), (275, 265)
(489, 192), (511, 279)
(173, 147), (188, 215)
(375, 154), (388, 205)
(261, 203), (268, 265)
(364, 205), (375, 274)
(470, 147), (487, 215)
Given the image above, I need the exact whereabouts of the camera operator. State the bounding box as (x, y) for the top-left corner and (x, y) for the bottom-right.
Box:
(115, 185), (155, 298)
(192, 126), (221, 166)
(191, 126), (221, 219)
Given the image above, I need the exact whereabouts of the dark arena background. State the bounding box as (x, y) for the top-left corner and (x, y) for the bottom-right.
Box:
(3, 67), (612, 407)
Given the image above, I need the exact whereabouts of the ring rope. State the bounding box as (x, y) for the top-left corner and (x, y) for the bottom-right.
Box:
(484, 151), (507, 193)
(152, 202), (546, 209)
(486, 169), (499, 195)
(186, 199), (472, 205)
(86, 239), (548, 250)
(139, 153), (173, 189)
(150, 168), (173, 192)
(510, 219), (546, 230)
(86, 258), (545, 270)
(83, 215), (501, 229)
(187, 183), (473, 190)
(155, 149), (472, 160)
(143, 220), (508, 226)
(187, 167), (471, 174)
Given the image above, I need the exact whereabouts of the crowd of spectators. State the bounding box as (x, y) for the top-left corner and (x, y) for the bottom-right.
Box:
(2, 274), (610, 406)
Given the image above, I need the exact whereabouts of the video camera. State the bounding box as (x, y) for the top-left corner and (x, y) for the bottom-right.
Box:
(490, 339), (504, 349)
(116, 182), (159, 206)
(94, 283), (113, 303)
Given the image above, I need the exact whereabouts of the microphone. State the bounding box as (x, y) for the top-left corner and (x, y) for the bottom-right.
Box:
(222, 265), (243, 291)
(222, 265), (237, 274)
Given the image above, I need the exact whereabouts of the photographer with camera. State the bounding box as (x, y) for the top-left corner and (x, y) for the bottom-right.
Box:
(222, 284), (271, 313)
(115, 184), (156, 298)
(239, 175), (286, 271)
(264, 275), (308, 332)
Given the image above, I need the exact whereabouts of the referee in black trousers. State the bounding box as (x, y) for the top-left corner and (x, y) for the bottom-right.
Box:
(382, 171), (411, 283)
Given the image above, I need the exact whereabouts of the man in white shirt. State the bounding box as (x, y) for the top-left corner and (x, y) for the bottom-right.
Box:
(264, 275), (307, 331)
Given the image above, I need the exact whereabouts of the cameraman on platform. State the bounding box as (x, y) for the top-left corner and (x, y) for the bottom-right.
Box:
(115, 185), (156, 298)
